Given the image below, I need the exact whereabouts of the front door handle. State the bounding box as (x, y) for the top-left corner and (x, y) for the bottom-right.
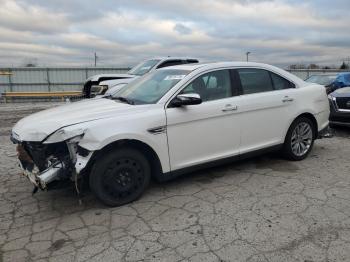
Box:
(222, 105), (238, 112)
(282, 96), (294, 103)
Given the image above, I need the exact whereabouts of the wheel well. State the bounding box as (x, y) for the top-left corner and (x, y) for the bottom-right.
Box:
(295, 113), (318, 138)
(90, 139), (163, 181)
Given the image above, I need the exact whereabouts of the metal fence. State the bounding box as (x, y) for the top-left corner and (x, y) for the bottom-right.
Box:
(0, 67), (130, 93)
(286, 69), (347, 80)
(0, 67), (348, 94)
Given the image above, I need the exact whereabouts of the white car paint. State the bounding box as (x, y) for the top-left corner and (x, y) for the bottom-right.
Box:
(12, 62), (329, 189)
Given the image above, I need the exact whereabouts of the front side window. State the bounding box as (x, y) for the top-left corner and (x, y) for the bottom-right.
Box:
(181, 70), (232, 102)
(237, 68), (274, 94)
(114, 69), (190, 104)
(128, 59), (161, 76)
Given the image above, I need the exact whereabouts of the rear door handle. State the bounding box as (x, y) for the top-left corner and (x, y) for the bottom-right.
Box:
(282, 97), (294, 103)
(222, 105), (238, 112)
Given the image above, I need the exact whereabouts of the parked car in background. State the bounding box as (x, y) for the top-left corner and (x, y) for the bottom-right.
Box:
(328, 86), (350, 127)
(98, 79), (131, 98)
(83, 57), (199, 97)
(305, 72), (350, 94)
(11, 62), (329, 206)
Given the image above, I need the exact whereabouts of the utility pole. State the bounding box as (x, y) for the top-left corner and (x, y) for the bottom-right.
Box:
(246, 52), (251, 62)
(94, 52), (98, 67)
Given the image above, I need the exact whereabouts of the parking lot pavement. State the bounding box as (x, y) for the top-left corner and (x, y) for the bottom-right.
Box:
(1, 103), (350, 262)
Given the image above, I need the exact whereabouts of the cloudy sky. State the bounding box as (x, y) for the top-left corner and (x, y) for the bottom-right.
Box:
(0, 0), (349, 67)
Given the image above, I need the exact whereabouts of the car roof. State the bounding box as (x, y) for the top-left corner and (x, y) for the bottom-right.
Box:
(158, 61), (281, 72)
(151, 56), (199, 61)
(158, 61), (306, 87)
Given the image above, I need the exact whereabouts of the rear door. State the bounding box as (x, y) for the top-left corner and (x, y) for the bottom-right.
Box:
(235, 68), (296, 154)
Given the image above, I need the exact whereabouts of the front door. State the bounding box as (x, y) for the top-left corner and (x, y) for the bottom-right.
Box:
(165, 69), (241, 171)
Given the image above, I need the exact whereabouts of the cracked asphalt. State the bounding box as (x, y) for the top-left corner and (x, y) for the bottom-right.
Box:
(1, 102), (350, 262)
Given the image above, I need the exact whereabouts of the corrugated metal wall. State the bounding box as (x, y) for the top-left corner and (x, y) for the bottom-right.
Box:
(0, 67), (347, 93)
(0, 67), (130, 93)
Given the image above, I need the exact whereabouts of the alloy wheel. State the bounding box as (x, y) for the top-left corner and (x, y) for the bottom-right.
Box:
(291, 122), (313, 157)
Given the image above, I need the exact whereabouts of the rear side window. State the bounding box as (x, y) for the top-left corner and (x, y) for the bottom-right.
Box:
(270, 72), (294, 90)
(237, 69), (273, 94)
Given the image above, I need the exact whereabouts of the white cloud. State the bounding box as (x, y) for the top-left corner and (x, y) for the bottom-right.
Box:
(0, 0), (349, 67)
(0, 0), (69, 33)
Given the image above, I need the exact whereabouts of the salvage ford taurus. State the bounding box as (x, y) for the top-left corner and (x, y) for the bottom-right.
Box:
(11, 62), (330, 206)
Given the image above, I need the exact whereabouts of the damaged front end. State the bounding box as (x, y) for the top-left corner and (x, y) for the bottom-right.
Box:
(11, 130), (91, 192)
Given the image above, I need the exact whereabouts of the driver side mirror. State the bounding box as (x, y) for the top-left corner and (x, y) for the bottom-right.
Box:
(170, 93), (202, 107)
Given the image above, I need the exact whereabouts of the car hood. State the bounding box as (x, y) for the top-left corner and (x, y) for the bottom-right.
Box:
(87, 73), (135, 82)
(12, 98), (150, 142)
(100, 77), (137, 88)
(330, 87), (350, 97)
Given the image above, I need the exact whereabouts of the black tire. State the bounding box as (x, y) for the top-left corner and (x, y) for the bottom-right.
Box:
(282, 117), (315, 161)
(89, 147), (150, 206)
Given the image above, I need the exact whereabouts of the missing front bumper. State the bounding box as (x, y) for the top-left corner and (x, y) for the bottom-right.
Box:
(19, 159), (64, 190)
(16, 144), (65, 190)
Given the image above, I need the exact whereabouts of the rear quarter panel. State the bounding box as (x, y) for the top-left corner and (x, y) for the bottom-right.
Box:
(287, 83), (329, 133)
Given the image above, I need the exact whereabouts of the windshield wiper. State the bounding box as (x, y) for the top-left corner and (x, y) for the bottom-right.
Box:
(113, 96), (135, 105)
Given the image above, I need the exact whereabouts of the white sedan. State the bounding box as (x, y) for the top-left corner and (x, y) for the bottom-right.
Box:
(11, 62), (330, 206)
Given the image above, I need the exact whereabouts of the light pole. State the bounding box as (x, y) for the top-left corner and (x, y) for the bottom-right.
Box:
(246, 52), (251, 62)
(94, 52), (98, 67)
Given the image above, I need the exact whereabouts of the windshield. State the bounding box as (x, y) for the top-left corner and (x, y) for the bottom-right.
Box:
(128, 59), (161, 76)
(113, 69), (190, 104)
(305, 75), (337, 86)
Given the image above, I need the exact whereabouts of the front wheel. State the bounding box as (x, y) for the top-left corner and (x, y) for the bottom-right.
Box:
(283, 117), (315, 161)
(89, 147), (150, 206)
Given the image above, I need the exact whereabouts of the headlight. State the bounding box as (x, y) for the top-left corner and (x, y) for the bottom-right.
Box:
(43, 128), (85, 144)
(327, 94), (333, 100)
(91, 85), (108, 95)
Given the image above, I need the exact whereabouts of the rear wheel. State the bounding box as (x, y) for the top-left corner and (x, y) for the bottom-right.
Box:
(89, 147), (150, 206)
(283, 117), (315, 161)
